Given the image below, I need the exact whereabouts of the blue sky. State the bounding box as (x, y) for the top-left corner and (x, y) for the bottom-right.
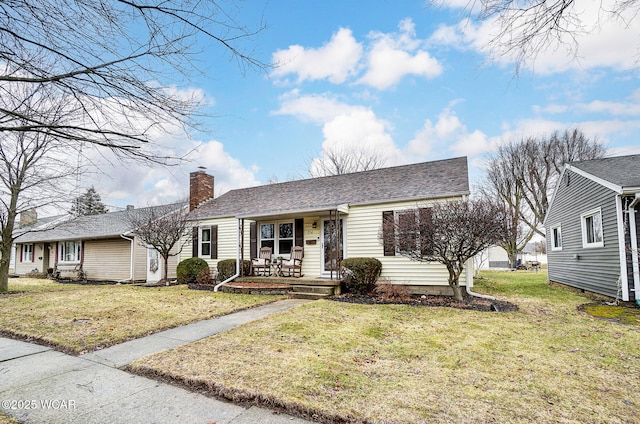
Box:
(83, 0), (640, 209)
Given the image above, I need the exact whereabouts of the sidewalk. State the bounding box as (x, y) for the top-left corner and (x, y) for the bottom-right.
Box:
(0, 299), (312, 424)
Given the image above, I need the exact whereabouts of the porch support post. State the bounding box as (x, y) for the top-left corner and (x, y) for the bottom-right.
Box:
(329, 209), (334, 280)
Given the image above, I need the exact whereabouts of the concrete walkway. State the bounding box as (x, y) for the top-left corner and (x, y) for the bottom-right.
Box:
(0, 299), (312, 424)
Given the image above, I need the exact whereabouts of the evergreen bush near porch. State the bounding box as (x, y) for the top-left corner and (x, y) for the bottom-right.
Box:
(340, 258), (382, 294)
(217, 259), (252, 281)
(177, 258), (210, 284)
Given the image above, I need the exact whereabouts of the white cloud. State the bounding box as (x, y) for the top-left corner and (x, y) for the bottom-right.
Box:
(433, 0), (640, 74)
(357, 18), (443, 89)
(272, 90), (368, 124)
(270, 28), (362, 84)
(406, 108), (494, 159)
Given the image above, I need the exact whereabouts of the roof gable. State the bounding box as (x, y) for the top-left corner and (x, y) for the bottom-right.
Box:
(190, 157), (470, 219)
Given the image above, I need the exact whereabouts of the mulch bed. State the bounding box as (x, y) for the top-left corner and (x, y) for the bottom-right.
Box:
(330, 293), (519, 312)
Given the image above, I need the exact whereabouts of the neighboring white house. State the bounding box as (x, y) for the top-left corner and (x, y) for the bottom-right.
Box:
(476, 244), (548, 270)
(13, 204), (184, 282)
(183, 157), (473, 295)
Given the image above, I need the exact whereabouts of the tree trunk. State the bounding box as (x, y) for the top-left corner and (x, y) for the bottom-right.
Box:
(0, 254), (9, 292)
(162, 253), (169, 286)
(448, 266), (464, 302)
(451, 283), (464, 302)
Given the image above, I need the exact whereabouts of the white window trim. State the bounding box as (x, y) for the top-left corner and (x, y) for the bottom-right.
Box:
(259, 220), (294, 258)
(22, 244), (33, 262)
(581, 208), (604, 248)
(550, 224), (563, 251)
(58, 241), (82, 264)
(199, 227), (211, 258)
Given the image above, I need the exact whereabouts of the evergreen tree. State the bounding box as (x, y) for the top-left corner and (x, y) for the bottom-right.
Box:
(71, 187), (108, 216)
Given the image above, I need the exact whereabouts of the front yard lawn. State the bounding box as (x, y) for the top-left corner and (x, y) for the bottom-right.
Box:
(0, 278), (284, 354)
(129, 271), (640, 423)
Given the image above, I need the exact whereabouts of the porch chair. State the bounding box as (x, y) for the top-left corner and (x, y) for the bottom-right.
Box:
(280, 246), (303, 278)
(251, 246), (272, 276)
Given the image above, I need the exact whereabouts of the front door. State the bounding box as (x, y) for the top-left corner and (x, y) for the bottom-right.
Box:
(146, 247), (161, 282)
(322, 218), (343, 278)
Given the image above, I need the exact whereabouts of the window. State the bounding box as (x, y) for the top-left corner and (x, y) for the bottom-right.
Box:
(581, 208), (604, 248)
(551, 225), (562, 251)
(58, 241), (82, 263)
(383, 208), (432, 256)
(200, 227), (211, 257)
(259, 221), (294, 257)
(21, 244), (33, 262)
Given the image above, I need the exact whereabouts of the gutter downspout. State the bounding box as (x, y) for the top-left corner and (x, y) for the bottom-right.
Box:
(119, 234), (134, 282)
(629, 195), (640, 307)
(465, 258), (495, 300)
(214, 218), (243, 292)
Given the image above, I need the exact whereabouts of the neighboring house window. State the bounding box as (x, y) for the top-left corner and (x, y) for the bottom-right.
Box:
(200, 227), (211, 257)
(259, 221), (294, 256)
(58, 241), (82, 263)
(551, 225), (562, 251)
(581, 208), (604, 248)
(21, 244), (34, 262)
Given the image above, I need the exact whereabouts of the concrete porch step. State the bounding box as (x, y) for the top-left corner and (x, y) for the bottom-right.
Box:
(290, 285), (335, 295)
(290, 292), (332, 300)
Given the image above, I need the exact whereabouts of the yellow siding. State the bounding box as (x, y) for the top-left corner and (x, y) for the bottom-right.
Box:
(83, 239), (131, 281)
(300, 217), (322, 278)
(184, 196), (461, 287)
(345, 199), (458, 286)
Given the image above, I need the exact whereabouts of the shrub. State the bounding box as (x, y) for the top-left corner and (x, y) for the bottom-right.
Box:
(374, 280), (412, 301)
(196, 268), (213, 285)
(340, 257), (382, 294)
(176, 257), (210, 284)
(217, 259), (252, 282)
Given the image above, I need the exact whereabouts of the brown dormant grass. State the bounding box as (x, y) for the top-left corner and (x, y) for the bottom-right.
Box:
(0, 278), (283, 354)
(129, 271), (640, 423)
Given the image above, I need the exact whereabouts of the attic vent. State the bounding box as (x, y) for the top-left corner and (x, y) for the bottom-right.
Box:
(565, 173), (571, 186)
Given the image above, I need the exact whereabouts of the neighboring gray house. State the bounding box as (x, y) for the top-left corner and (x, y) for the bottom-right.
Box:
(14, 204), (185, 282)
(544, 154), (640, 303)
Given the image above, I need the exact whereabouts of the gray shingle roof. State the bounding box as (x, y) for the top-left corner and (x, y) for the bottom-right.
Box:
(15, 203), (186, 243)
(190, 157), (470, 220)
(570, 154), (640, 189)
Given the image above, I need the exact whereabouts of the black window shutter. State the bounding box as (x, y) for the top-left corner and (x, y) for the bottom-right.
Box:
(210, 225), (218, 259)
(419, 208), (433, 256)
(250, 222), (257, 259)
(382, 211), (395, 256)
(192, 226), (198, 257)
(295, 218), (304, 256)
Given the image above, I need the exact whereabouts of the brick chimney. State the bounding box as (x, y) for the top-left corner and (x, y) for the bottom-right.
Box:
(190, 170), (214, 211)
(19, 209), (37, 227)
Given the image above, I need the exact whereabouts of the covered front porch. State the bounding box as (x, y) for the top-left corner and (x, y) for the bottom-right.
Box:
(233, 206), (348, 281)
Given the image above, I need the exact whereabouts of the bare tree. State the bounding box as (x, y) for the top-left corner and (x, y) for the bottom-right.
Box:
(483, 128), (605, 243)
(0, 1), (267, 162)
(126, 203), (191, 284)
(382, 198), (507, 301)
(0, 83), (84, 292)
(480, 139), (537, 267)
(310, 145), (387, 177)
(448, 0), (640, 73)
